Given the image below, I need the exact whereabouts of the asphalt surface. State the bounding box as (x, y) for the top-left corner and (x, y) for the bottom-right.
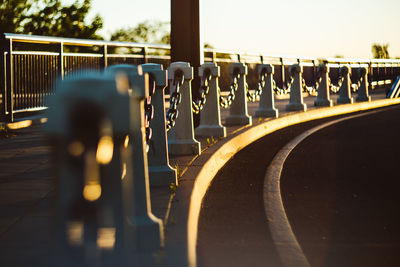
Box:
(197, 105), (400, 267)
(281, 105), (400, 267)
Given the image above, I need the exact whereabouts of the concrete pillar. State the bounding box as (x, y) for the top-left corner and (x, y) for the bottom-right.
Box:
(286, 64), (307, 111)
(314, 63), (333, 107)
(167, 62), (201, 156)
(337, 65), (354, 104)
(106, 65), (164, 252)
(356, 67), (371, 102)
(255, 64), (279, 118)
(195, 62), (226, 137)
(142, 63), (177, 187)
(225, 62), (252, 126)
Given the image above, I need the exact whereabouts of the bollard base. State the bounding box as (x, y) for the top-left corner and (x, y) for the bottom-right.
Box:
(149, 165), (177, 186)
(286, 102), (307, 112)
(337, 97), (354, 104)
(225, 115), (252, 126)
(314, 98), (333, 107)
(132, 214), (164, 251)
(254, 108), (279, 118)
(195, 124), (227, 138)
(356, 95), (371, 102)
(168, 139), (201, 156)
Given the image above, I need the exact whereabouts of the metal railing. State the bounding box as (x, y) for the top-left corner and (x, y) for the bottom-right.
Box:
(2, 32), (400, 122)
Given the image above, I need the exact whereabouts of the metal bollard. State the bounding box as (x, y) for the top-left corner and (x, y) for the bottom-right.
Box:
(337, 65), (354, 104)
(254, 64), (279, 118)
(141, 63), (178, 187)
(286, 64), (307, 111)
(106, 65), (164, 252)
(356, 67), (371, 102)
(195, 62), (227, 137)
(167, 62), (201, 156)
(46, 73), (135, 266)
(314, 63), (333, 107)
(225, 62), (252, 126)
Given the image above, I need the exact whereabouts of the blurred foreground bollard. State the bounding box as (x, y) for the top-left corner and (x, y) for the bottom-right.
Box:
(225, 62), (252, 126)
(195, 62), (226, 137)
(255, 64), (279, 118)
(286, 64), (307, 111)
(167, 62), (201, 156)
(314, 63), (333, 107)
(141, 63), (178, 187)
(356, 67), (371, 102)
(337, 65), (354, 104)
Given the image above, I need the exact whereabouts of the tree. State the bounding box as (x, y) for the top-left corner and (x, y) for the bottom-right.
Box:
(110, 20), (169, 44)
(0, 0), (103, 39)
(372, 43), (390, 59)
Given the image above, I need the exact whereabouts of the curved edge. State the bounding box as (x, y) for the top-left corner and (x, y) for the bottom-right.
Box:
(262, 107), (394, 267)
(165, 98), (400, 267)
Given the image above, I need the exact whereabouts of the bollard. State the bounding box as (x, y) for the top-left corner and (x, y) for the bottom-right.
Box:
(141, 63), (178, 187)
(314, 63), (333, 107)
(225, 62), (252, 126)
(167, 62), (201, 156)
(356, 67), (371, 102)
(286, 64), (307, 111)
(337, 65), (354, 104)
(195, 62), (227, 137)
(254, 64), (279, 118)
(46, 73), (135, 266)
(105, 64), (164, 253)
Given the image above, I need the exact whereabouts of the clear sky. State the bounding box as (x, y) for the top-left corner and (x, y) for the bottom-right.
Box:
(86, 0), (400, 58)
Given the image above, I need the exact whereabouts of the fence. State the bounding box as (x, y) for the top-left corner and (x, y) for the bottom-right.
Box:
(2, 32), (400, 122)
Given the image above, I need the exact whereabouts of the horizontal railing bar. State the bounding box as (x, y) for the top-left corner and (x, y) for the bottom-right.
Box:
(12, 51), (60, 56)
(12, 107), (48, 113)
(64, 53), (103, 57)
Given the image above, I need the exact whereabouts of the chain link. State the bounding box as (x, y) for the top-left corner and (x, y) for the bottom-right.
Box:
(144, 76), (156, 152)
(351, 75), (364, 92)
(246, 69), (267, 102)
(192, 69), (212, 114)
(302, 75), (322, 94)
(329, 75), (344, 93)
(219, 69), (240, 108)
(166, 70), (184, 130)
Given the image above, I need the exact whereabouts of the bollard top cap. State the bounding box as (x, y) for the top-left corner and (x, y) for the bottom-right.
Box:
(339, 65), (351, 75)
(141, 63), (167, 89)
(199, 62), (220, 77)
(258, 64), (274, 74)
(289, 64), (302, 74)
(168, 62), (193, 80)
(229, 62), (247, 75)
(317, 63), (329, 73)
(358, 66), (368, 76)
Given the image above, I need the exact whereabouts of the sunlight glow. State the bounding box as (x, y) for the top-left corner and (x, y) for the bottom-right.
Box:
(96, 136), (114, 165)
(96, 227), (116, 250)
(84, 150), (102, 202)
(68, 141), (84, 157)
(66, 221), (84, 246)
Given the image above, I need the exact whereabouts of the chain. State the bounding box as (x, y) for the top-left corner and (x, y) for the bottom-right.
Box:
(272, 79), (289, 95)
(329, 75), (344, 93)
(166, 70), (184, 130)
(351, 75), (364, 92)
(192, 69), (212, 114)
(219, 69), (240, 108)
(246, 69), (267, 102)
(302, 75), (322, 94)
(144, 76), (156, 152)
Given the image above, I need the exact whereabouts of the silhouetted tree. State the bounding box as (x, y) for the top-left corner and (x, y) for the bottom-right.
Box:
(110, 21), (169, 44)
(372, 43), (390, 59)
(0, 0), (103, 39)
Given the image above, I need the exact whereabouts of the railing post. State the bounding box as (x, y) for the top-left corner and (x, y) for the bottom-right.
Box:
(255, 64), (278, 118)
(225, 62), (252, 126)
(56, 42), (64, 80)
(314, 63), (333, 107)
(356, 67), (371, 102)
(2, 37), (14, 122)
(100, 44), (108, 70)
(280, 57), (285, 89)
(0, 34), (8, 121)
(142, 63), (178, 187)
(337, 65), (354, 104)
(141, 47), (148, 64)
(167, 62), (201, 156)
(286, 64), (307, 111)
(195, 62), (226, 137)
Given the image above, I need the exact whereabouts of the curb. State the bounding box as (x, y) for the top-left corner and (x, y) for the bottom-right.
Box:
(0, 116), (47, 131)
(165, 98), (400, 267)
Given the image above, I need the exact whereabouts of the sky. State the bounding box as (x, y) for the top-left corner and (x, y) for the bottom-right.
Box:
(83, 0), (400, 58)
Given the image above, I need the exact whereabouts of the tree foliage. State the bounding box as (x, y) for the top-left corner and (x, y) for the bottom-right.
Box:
(0, 0), (103, 39)
(110, 21), (169, 44)
(372, 43), (390, 59)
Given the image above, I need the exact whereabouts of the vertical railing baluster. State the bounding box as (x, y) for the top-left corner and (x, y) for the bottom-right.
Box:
(57, 42), (64, 80)
(3, 38), (14, 122)
(280, 57), (285, 89)
(141, 46), (147, 64)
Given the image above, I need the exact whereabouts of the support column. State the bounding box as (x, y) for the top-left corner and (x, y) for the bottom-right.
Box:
(314, 63), (333, 107)
(142, 63), (177, 187)
(356, 67), (371, 102)
(286, 64), (307, 112)
(255, 64), (279, 118)
(167, 62), (201, 156)
(225, 62), (252, 126)
(337, 65), (354, 104)
(195, 62), (226, 137)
